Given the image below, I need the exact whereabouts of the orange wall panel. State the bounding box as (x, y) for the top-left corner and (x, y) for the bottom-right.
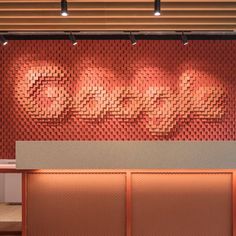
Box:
(26, 173), (126, 236)
(25, 172), (233, 236)
(132, 173), (232, 236)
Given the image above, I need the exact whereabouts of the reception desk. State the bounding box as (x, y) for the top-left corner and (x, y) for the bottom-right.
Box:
(1, 141), (236, 236)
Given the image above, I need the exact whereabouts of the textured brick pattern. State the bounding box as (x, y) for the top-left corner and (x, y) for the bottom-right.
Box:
(0, 40), (236, 158)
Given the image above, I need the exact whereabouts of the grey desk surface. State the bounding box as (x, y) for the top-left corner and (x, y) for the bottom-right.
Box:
(16, 141), (236, 169)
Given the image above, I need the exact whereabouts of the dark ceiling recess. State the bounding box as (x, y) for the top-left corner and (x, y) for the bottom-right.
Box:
(1, 33), (236, 41)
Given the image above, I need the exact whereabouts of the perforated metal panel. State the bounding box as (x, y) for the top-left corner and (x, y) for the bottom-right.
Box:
(0, 40), (236, 159)
(132, 173), (232, 236)
(26, 172), (126, 236)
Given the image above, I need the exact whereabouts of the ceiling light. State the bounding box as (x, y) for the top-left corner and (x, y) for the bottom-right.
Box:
(181, 32), (188, 45)
(69, 33), (77, 46)
(154, 0), (161, 16)
(129, 32), (137, 46)
(61, 0), (68, 16)
(0, 35), (8, 46)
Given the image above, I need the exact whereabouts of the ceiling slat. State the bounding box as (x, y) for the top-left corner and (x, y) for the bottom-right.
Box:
(0, 2), (236, 11)
(0, 25), (235, 31)
(1, 0), (236, 2)
(0, 1), (235, 32)
(0, 18), (235, 25)
(0, 10), (235, 18)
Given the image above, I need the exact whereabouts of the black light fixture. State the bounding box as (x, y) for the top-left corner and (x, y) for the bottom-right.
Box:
(154, 0), (161, 16)
(181, 32), (189, 45)
(129, 32), (137, 46)
(69, 33), (78, 46)
(0, 35), (8, 46)
(61, 0), (68, 16)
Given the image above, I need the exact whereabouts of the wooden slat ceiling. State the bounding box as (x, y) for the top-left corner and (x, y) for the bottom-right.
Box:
(0, 0), (235, 32)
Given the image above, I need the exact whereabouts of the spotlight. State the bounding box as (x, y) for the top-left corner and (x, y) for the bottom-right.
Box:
(69, 33), (77, 46)
(129, 32), (137, 46)
(154, 0), (161, 16)
(0, 35), (8, 46)
(61, 0), (68, 16)
(181, 32), (188, 45)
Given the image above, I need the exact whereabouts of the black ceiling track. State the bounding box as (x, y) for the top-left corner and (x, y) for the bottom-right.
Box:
(2, 34), (236, 41)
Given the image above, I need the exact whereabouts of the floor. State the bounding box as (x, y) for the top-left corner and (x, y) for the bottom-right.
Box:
(0, 203), (21, 235)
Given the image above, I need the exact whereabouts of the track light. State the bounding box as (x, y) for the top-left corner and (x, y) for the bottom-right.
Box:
(0, 35), (8, 46)
(69, 33), (77, 46)
(61, 0), (68, 16)
(154, 0), (161, 16)
(129, 32), (137, 46)
(181, 32), (188, 45)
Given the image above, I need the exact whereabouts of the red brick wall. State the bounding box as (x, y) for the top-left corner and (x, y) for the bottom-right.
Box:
(0, 40), (236, 159)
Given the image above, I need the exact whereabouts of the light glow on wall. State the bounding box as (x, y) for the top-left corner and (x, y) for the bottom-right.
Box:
(0, 40), (235, 158)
